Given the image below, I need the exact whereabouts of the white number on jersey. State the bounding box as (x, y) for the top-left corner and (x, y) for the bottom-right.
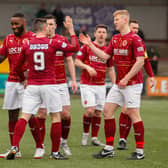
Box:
(34, 52), (45, 70)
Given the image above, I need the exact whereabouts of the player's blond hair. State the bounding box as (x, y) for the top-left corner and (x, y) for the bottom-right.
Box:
(113, 10), (130, 20)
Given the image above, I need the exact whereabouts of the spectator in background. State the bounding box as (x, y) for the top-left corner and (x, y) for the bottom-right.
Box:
(75, 25), (87, 38)
(147, 46), (160, 75)
(35, 3), (48, 18)
(52, 5), (65, 34)
(79, 25), (87, 36)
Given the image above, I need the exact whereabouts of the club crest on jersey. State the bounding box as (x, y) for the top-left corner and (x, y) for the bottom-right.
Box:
(61, 42), (67, 48)
(77, 51), (82, 56)
(122, 40), (127, 46)
(9, 39), (13, 43)
(22, 38), (29, 44)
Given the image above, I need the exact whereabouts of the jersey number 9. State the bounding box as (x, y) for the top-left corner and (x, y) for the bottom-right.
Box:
(34, 52), (45, 70)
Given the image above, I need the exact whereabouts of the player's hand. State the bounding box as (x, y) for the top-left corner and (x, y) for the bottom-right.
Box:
(86, 65), (97, 77)
(63, 16), (75, 35)
(71, 80), (78, 94)
(79, 33), (91, 46)
(149, 77), (155, 88)
(118, 78), (128, 89)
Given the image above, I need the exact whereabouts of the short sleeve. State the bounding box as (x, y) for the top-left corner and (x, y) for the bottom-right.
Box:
(75, 45), (87, 61)
(107, 57), (114, 67)
(64, 37), (73, 58)
(104, 38), (113, 56)
(132, 35), (145, 58)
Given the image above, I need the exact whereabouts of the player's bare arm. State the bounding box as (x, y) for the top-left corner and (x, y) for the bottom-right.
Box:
(66, 56), (78, 93)
(63, 16), (75, 36)
(0, 55), (6, 63)
(75, 58), (97, 77)
(118, 56), (144, 89)
(108, 66), (116, 84)
(79, 33), (110, 61)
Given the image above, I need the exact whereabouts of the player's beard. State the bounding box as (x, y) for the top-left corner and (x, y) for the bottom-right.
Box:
(13, 25), (24, 37)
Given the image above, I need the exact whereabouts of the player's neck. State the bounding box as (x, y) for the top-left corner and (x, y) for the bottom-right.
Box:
(48, 33), (55, 38)
(35, 32), (46, 38)
(120, 26), (131, 36)
(94, 40), (105, 47)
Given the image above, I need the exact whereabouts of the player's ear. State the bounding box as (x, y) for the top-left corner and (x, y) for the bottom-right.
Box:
(124, 16), (129, 24)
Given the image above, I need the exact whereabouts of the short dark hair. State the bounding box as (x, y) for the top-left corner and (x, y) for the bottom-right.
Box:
(44, 14), (55, 20)
(95, 24), (108, 31)
(33, 18), (47, 32)
(12, 13), (25, 18)
(129, 19), (139, 24)
(44, 14), (56, 23)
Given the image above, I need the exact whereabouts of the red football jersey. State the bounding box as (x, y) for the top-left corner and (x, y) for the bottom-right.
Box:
(76, 42), (114, 85)
(16, 36), (79, 85)
(105, 32), (145, 85)
(53, 34), (73, 84)
(0, 31), (35, 82)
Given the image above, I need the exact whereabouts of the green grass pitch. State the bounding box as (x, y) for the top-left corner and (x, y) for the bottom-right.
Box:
(0, 97), (168, 168)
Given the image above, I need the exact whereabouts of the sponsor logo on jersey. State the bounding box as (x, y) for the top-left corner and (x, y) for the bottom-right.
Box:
(30, 44), (48, 50)
(8, 47), (22, 54)
(114, 49), (128, 56)
(89, 55), (106, 63)
(56, 51), (63, 56)
(137, 47), (144, 52)
(22, 38), (29, 44)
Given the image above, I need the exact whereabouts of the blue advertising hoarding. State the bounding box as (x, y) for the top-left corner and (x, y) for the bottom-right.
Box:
(0, 74), (8, 94)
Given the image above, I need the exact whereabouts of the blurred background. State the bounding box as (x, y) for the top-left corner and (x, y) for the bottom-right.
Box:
(0, 0), (168, 96)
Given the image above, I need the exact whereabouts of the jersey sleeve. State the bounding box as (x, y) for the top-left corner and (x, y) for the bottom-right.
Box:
(104, 38), (113, 56)
(132, 35), (145, 58)
(0, 37), (8, 57)
(52, 35), (79, 53)
(107, 56), (114, 67)
(75, 45), (87, 61)
(64, 37), (73, 58)
(144, 57), (154, 77)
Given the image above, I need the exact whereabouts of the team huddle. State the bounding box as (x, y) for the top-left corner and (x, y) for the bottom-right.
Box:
(0, 9), (154, 160)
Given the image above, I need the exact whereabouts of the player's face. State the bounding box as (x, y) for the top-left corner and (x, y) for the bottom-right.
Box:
(114, 15), (126, 31)
(46, 19), (57, 37)
(94, 28), (107, 44)
(11, 17), (25, 36)
(130, 23), (139, 34)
